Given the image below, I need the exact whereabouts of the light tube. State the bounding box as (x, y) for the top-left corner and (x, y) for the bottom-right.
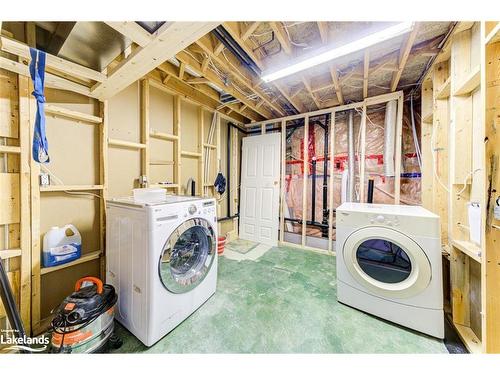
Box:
(261, 22), (414, 83)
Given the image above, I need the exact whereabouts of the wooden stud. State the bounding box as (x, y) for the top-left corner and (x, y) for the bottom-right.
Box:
(241, 22), (261, 41)
(328, 111), (335, 253)
(99, 101), (108, 280)
(140, 79), (150, 183)
(198, 107), (204, 196)
(173, 95), (182, 194)
(301, 115), (309, 247)
(17, 73), (31, 330)
(279, 120), (286, 243)
(317, 22), (329, 44)
(329, 66), (344, 105)
(359, 105), (367, 202)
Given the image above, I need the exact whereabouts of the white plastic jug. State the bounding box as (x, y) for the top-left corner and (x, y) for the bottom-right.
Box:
(42, 224), (82, 267)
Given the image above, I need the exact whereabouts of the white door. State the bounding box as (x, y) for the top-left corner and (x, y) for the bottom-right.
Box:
(239, 133), (281, 246)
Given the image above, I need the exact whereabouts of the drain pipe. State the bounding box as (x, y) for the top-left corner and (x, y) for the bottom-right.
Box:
(347, 110), (355, 202)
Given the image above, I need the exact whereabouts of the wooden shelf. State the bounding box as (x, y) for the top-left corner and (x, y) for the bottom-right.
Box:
(422, 112), (433, 123)
(451, 238), (481, 263)
(485, 23), (500, 45)
(203, 143), (216, 149)
(181, 150), (202, 158)
(0, 248), (22, 259)
(436, 77), (451, 100)
(40, 184), (104, 192)
(108, 138), (146, 149)
(0, 145), (21, 154)
(40, 250), (102, 275)
(149, 130), (179, 141)
(45, 104), (102, 124)
(453, 66), (480, 96)
(454, 322), (483, 354)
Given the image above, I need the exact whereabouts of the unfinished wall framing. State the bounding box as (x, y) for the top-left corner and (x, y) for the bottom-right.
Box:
(249, 91), (405, 254)
(421, 21), (500, 353)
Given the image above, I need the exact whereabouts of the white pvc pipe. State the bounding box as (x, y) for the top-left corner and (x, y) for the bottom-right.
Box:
(347, 111), (354, 202)
(383, 100), (398, 177)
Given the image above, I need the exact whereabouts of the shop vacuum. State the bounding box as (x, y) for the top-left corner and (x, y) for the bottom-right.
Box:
(49, 277), (122, 353)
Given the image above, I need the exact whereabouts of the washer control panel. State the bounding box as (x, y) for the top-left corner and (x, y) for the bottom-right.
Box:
(369, 214), (400, 227)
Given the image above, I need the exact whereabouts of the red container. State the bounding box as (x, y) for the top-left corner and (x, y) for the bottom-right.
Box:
(217, 236), (226, 255)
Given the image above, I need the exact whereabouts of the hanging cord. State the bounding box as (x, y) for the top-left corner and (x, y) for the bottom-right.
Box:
(430, 117), (450, 193)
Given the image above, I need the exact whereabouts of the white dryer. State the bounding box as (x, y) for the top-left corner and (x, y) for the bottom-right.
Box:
(336, 202), (444, 338)
(106, 195), (217, 347)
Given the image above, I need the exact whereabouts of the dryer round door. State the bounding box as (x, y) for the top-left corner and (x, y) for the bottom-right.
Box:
(342, 226), (431, 299)
(159, 218), (216, 294)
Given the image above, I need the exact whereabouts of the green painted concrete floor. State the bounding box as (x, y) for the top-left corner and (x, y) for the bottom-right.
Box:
(111, 246), (447, 354)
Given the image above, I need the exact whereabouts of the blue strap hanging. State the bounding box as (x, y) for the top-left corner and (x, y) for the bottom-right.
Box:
(29, 48), (49, 163)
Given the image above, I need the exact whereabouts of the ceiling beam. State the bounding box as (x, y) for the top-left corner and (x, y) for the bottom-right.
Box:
(274, 82), (306, 113)
(269, 22), (292, 55)
(152, 64), (254, 123)
(329, 66), (344, 105)
(317, 22), (329, 44)
(214, 42), (225, 56)
(390, 23), (419, 91)
(104, 22), (154, 47)
(301, 75), (321, 110)
(363, 50), (370, 98)
(174, 49), (271, 120)
(194, 36), (286, 117)
(241, 22), (261, 41)
(91, 22), (219, 99)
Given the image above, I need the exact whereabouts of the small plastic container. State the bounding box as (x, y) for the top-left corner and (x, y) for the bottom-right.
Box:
(42, 225), (82, 268)
(133, 188), (166, 203)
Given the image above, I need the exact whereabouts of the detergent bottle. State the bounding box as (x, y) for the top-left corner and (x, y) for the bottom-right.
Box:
(42, 224), (82, 267)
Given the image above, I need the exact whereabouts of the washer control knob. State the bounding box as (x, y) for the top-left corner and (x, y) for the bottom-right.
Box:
(376, 215), (385, 223)
(188, 204), (197, 215)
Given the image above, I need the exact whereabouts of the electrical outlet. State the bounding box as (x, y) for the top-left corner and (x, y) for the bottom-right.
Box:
(39, 173), (50, 187)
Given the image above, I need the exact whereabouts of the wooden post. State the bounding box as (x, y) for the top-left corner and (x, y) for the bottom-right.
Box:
(140, 79), (150, 184)
(328, 111), (335, 253)
(198, 107), (204, 196)
(18, 73), (31, 331)
(301, 115), (309, 247)
(279, 120), (286, 243)
(99, 101), (108, 280)
(359, 105), (367, 202)
(173, 95), (181, 194)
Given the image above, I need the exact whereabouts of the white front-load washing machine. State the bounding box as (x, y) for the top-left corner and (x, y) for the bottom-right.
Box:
(336, 202), (444, 338)
(106, 195), (217, 346)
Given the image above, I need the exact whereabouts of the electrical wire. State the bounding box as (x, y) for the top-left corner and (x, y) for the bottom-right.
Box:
(40, 165), (103, 200)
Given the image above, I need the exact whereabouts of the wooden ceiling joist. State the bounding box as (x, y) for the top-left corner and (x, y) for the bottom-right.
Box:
(104, 22), (154, 47)
(173, 50), (269, 120)
(329, 66), (344, 105)
(390, 23), (419, 92)
(91, 22), (219, 100)
(301, 75), (321, 110)
(194, 35), (286, 117)
(241, 22), (261, 41)
(363, 50), (370, 98)
(317, 22), (329, 44)
(269, 22), (293, 56)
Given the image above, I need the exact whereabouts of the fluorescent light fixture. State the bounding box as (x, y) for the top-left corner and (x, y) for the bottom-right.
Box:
(261, 22), (414, 83)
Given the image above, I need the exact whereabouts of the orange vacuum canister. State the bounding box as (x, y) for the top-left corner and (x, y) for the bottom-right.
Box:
(50, 277), (122, 353)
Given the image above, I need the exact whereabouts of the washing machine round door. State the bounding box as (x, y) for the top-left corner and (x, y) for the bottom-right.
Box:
(159, 218), (216, 294)
(343, 226), (431, 299)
